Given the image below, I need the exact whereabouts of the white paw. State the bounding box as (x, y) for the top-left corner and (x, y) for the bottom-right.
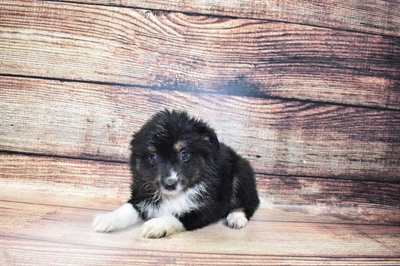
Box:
(226, 211), (248, 229)
(141, 215), (185, 238)
(92, 203), (139, 233)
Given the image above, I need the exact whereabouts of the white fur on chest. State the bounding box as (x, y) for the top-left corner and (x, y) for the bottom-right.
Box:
(137, 183), (207, 218)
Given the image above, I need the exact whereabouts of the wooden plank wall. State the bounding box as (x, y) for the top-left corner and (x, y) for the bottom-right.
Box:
(1, 0), (400, 264)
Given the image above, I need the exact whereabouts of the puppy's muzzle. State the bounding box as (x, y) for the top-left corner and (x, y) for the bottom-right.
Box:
(161, 170), (181, 192)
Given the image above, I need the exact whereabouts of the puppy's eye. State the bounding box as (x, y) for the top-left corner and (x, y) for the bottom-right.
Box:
(179, 151), (191, 162)
(147, 153), (157, 163)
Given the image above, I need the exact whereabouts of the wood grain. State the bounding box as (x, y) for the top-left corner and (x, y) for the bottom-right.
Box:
(2, 153), (399, 224)
(258, 175), (400, 224)
(61, 0), (400, 37)
(3, 237), (399, 266)
(0, 152), (131, 210)
(1, 201), (399, 265)
(1, 1), (399, 264)
(1, 77), (399, 181)
(1, 1), (400, 109)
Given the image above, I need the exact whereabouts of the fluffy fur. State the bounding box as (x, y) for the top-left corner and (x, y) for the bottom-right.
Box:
(93, 110), (259, 238)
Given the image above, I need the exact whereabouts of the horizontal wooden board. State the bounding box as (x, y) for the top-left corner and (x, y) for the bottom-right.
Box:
(1, 1), (400, 109)
(1, 153), (399, 224)
(0, 153), (132, 210)
(2, 237), (399, 266)
(1, 201), (399, 265)
(64, 0), (400, 37)
(1, 77), (399, 181)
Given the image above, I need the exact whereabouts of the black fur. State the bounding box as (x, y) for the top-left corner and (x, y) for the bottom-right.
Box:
(128, 109), (259, 231)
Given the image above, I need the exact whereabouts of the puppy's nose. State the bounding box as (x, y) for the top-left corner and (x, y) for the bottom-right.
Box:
(162, 170), (179, 191)
(163, 179), (178, 191)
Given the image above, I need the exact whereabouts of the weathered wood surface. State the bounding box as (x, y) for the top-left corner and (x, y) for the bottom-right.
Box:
(1, 201), (399, 265)
(61, 0), (400, 37)
(1, 0), (400, 264)
(1, 1), (400, 109)
(1, 77), (399, 181)
(1, 153), (399, 224)
(3, 237), (399, 266)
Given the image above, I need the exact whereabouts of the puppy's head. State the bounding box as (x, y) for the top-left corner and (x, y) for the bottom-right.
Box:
(130, 110), (219, 196)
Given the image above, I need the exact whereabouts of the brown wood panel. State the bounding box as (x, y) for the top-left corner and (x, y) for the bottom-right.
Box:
(258, 175), (400, 224)
(1, 77), (399, 181)
(1, 201), (399, 264)
(60, 0), (400, 37)
(1, 1), (400, 109)
(2, 153), (399, 224)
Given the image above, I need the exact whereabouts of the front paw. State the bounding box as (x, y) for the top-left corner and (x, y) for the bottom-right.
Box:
(141, 216), (185, 238)
(92, 212), (121, 232)
(226, 211), (248, 229)
(92, 203), (139, 233)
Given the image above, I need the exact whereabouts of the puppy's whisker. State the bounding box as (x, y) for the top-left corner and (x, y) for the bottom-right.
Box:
(138, 181), (153, 195)
(150, 190), (162, 203)
(191, 182), (209, 199)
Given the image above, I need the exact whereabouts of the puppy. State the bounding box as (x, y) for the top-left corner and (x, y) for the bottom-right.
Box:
(93, 110), (259, 238)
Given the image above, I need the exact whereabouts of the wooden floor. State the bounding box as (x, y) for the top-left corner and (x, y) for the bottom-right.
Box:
(1, 152), (400, 265)
(2, 200), (400, 265)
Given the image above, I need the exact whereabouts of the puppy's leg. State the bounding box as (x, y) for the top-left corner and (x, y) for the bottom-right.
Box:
(141, 215), (185, 238)
(226, 157), (260, 230)
(92, 203), (139, 232)
(226, 209), (248, 229)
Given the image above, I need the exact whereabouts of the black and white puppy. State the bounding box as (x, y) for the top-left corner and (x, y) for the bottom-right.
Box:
(93, 110), (259, 238)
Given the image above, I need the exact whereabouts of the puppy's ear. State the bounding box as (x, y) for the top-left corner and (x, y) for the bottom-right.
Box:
(203, 131), (220, 149)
